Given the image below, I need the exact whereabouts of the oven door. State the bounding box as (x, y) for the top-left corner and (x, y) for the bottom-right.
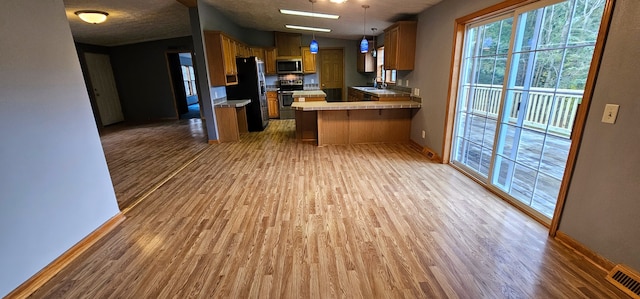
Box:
(279, 91), (294, 107)
(278, 91), (295, 119)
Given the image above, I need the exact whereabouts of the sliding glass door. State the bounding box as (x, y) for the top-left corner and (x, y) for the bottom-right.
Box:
(452, 0), (606, 220)
(453, 16), (513, 178)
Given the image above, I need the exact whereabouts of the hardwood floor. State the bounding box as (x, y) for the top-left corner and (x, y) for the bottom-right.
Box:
(99, 119), (209, 209)
(32, 120), (625, 298)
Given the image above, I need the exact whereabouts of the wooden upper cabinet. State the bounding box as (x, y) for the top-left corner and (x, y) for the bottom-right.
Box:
(250, 47), (265, 61)
(264, 47), (278, 75)
(240, 44), (251, 58)
(383, 21), (417, 71)
(204, 31), (238, 86)
(357, 41), (375, 73)
(301, 47), (316, 74)
(275, 32), (302, 57)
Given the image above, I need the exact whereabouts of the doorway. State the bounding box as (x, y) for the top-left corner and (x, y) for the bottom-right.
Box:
(450, 0), (607, 222)
(85, 52), (124, 126)
(166, 51), (201, 119)
(318, 48), (344, 101)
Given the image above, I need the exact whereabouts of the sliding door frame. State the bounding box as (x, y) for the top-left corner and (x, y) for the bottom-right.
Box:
(442, 0), (617, 235)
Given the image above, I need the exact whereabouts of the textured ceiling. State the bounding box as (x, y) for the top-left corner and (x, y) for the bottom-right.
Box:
(200, 0), (443, 40)
(63, 0), (443, 47)
(64, 0), (192, 46)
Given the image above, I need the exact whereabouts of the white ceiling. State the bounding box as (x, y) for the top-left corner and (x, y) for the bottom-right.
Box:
(63, 0), (443, 47)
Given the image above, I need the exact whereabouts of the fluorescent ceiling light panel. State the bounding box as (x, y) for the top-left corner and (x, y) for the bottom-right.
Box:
(279, 9), (339, 19)
(285, 25), (331, 33)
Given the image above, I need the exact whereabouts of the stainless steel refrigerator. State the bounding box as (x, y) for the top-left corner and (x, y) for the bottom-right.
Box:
(225, 57), (269, 131)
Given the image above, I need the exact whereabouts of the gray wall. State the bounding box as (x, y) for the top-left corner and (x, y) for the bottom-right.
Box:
(189, 7), (218, 141)
(558, 0), (640, 270)
(110, 36), (195, 122)
(0, 0), (121, 296)
(403, 0), (640, 271)
(399, 0), (504, 151)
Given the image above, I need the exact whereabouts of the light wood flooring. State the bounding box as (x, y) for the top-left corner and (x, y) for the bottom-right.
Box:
(32, 119), (625, 298)
(99, 119), (209, 209)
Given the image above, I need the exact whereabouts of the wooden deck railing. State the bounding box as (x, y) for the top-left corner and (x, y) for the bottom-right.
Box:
(462, 84), (583, 138)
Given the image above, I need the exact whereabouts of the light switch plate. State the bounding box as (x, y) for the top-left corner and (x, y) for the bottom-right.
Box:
(601, 104), (619, 124)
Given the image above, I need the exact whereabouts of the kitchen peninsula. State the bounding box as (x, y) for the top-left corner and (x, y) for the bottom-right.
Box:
(214, 99), (251, 142)
(292, 99), (421, 146)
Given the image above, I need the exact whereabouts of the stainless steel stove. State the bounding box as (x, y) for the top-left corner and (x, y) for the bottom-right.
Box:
(278, 75), (304, 119)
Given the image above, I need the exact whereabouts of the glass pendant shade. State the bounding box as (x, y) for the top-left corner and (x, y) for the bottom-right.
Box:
(310, 39), (319, 54)
(360, 37), (368, 53)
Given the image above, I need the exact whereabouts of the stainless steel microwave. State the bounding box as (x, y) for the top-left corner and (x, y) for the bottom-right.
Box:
(276, 58), (303, 74)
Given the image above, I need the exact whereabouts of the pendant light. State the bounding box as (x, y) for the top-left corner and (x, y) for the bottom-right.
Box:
(371, 27), (377, 57)
(360, 5), (369, 54)
(309, 0), (319, 54)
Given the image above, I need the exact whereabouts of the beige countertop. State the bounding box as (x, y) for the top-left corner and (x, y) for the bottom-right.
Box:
(350, 86), (411, 98)
(292, 90), (327, 98)
(291, 100), (421, 111)
(214, 99), (251, 108)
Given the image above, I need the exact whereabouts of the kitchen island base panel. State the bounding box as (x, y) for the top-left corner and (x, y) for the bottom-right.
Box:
(317, 109), (411, 146)
(317, 110), (349, 145)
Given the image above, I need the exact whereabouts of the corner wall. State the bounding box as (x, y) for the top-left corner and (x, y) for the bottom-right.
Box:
(558, 0), (640, 271)
(0, 0), (121, 296)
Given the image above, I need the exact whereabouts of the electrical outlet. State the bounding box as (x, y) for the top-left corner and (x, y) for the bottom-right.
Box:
(406, 80), (410, 87)
(601, 104), (619, 124)
(422, 130), (426, 139)
(311, 79), (315, 83)
(214, 92), (218, 98)
(397, 79), (402, 86)
(414, 88), (420, 96)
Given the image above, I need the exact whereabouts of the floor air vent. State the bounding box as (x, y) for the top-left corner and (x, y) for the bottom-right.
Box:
(606, 264), (640, 299)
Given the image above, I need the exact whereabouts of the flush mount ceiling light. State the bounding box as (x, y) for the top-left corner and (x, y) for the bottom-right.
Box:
(329, 0), (347, 3)
(285, 25), (331, 33)
(75, 10), (109, 24)
(279, 9), (339, 19)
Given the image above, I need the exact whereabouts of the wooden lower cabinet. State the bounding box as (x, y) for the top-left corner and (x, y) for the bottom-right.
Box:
(214, 106), (248, 142)
(267, 91), (279, 118)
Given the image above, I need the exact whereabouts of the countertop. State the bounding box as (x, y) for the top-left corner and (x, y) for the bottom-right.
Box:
(291, 100), (421, 111)
(292, 90), (327, 98)
(214, 99), (251, 108)
(350, 86), (411, 98)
